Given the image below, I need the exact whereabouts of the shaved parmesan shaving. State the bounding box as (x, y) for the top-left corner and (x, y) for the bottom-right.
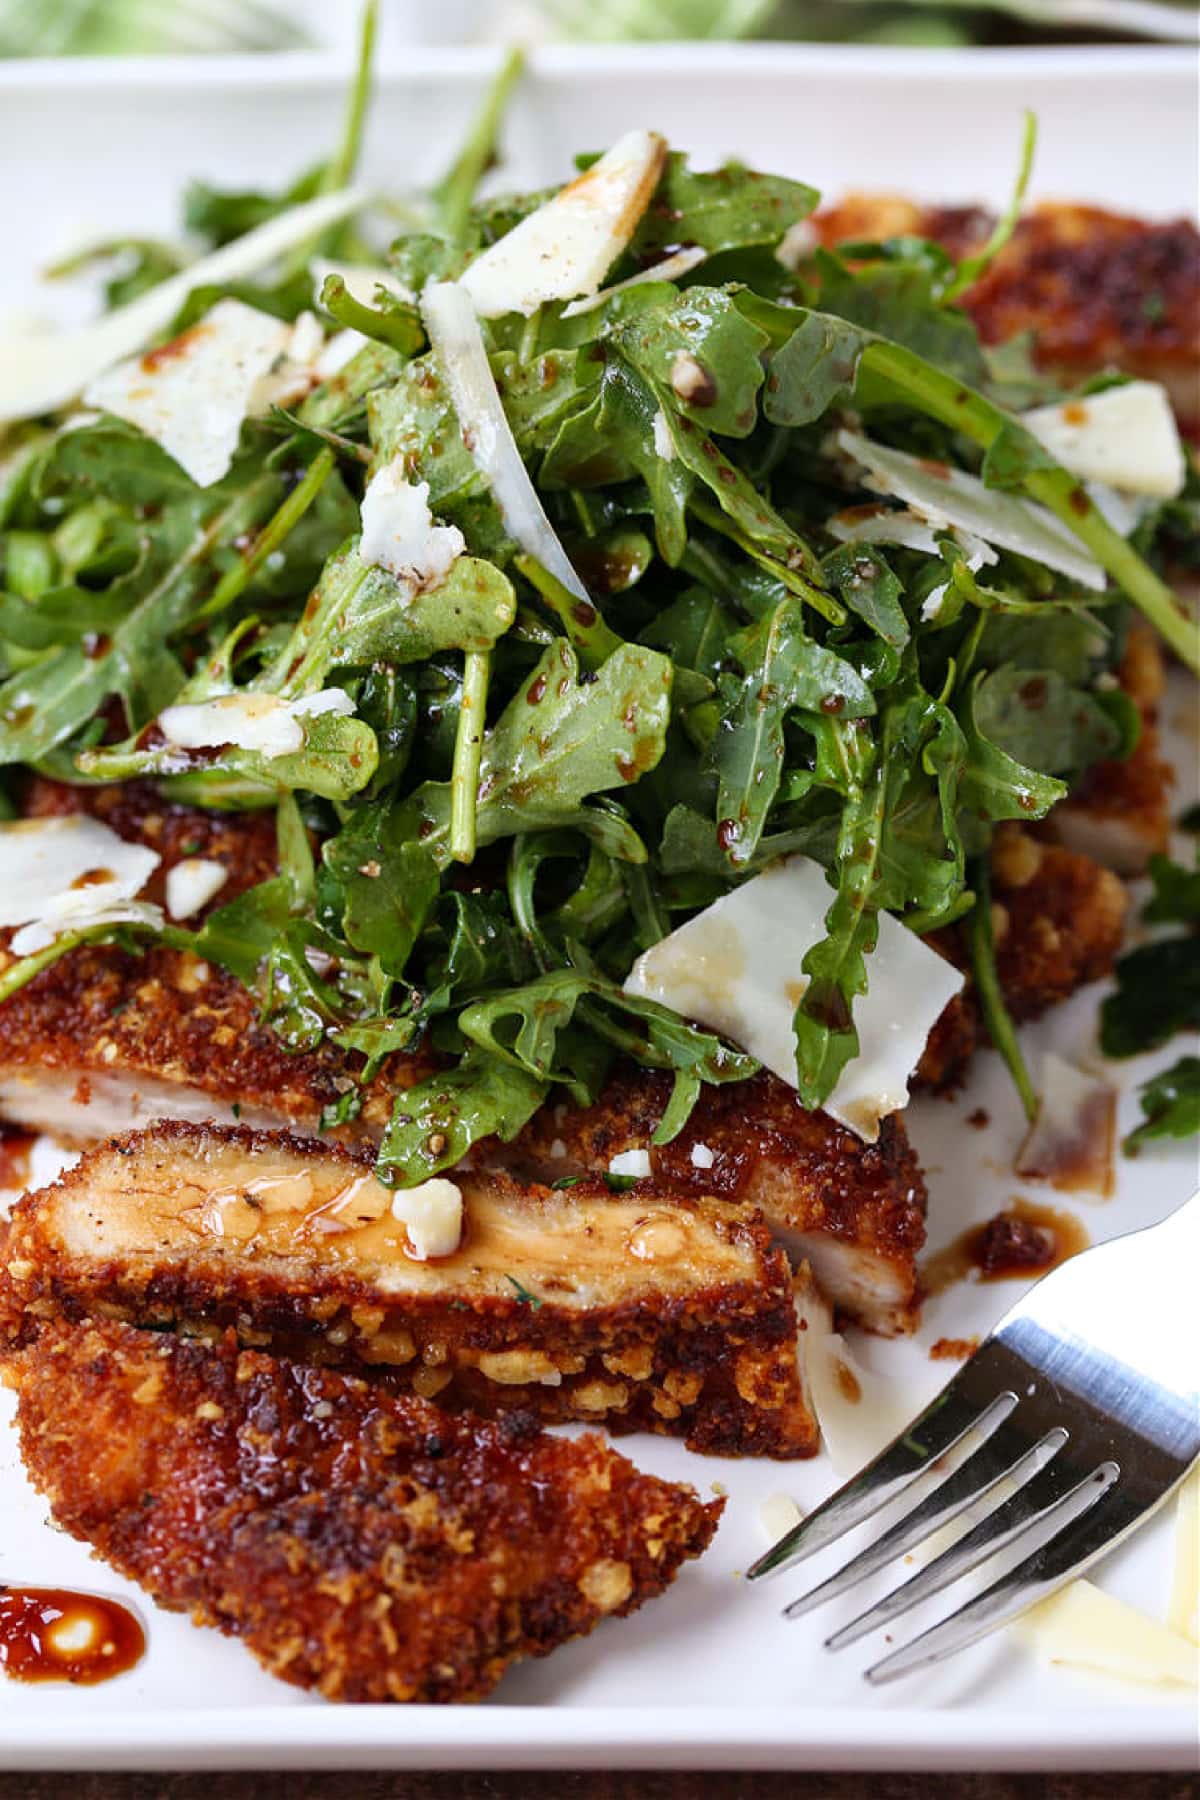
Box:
(608, 1148), (651, 1179)
(623, 855), (963, 1140)
(459, 129), (667, 319)
(359, 461), (465, 593)
(1169, 1468), (1199, 1644)
(1016, 1051), (1116, 1198)
(11, 897), (164, 957)
(0, 814), (159, 932)
(391, 1177), (463, 1261)
(758, 1493), (803, 1541)
(560, 244), (708, 319)
(84, 299), (292, 487)
(158, 687), (354, 759)
(165, 858), (229, 921)
(838, 429), (1106, 591)
(420, 280), (589, 601)
(1023, 382), (1186, 499)
(1020, 1580), (1199, 1689)
(250, 310), (328, 414)
(315, 327), (364, 379)
(828, 505), (997, 569)
(0, 186), (364, 425)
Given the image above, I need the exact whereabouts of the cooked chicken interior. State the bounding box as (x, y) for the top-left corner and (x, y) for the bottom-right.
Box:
(507, 1065), (927, 1337)
(0, 1314), (721, 1703)
(0, 1120), (819, 1457)
(0, 778), (931, 1338)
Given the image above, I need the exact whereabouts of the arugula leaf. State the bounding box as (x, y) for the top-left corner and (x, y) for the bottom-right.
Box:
(715, 597), (875, 867)
(608, 285), (768, 438)
(1101, 939), (1200, 1058)
(822, 544), (909, 649)
(376, 1047), (547, 1187)
(322, 802), (440, 976)
(1124, 1056), (1200, 1152)
(958, 670), (1068, 823)
(1143, 850), (1200, 925)
(629, 155), (818, 261)
(408, 639), (673, 859)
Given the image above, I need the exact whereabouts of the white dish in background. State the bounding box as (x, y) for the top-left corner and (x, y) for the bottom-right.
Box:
(0, 43), (1197, 1773)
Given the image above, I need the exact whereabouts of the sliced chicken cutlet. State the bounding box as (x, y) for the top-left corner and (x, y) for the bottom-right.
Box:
(0, 778), (435, 1144)
(0, 779), (930, 1338)
(0, 1314), (720, 1702)
(813, 197), (1200, 430)
(917, 827), (1129, 1090)
(506, 1065), (927, 1337)
(0, 1121), (818, 1457)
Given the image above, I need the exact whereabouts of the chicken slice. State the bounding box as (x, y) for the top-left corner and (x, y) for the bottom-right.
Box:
(0, 1120), (818, 1457)
(0, 1314), (720, 1702)
(505, 1066), (928, 1338)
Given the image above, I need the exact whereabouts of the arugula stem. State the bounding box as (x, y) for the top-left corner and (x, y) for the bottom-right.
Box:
(690, 499), (846, 627)
(515, 553), (622, 669)
(967, 857), (1038, 1123)
(858, 339), (1200, 675)
(450, 648), (490, 863)
(940, 112), (1035, 305)
(196, 447), (335, 624)
(318, 275), (423, 355)
(433, 49), (525, 243)
(518, 305), (543, 364)
(327, 0), (378, 194)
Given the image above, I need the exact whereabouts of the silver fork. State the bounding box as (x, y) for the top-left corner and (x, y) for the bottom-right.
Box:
(749, 1189), (1200, 1683)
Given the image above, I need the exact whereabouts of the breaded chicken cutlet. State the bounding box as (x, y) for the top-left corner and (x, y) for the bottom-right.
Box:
(0, 777), (930, 1336)
(0, 1120), (819, 1457)
(813, 197), (1200, 432)
(0, 1313), (720, 1702)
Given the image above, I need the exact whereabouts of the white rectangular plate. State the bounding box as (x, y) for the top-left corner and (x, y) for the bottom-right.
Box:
(0, 42), (1197, 1772)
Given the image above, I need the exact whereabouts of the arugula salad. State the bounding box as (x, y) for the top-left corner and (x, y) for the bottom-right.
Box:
(1, 20), (1196, 1189)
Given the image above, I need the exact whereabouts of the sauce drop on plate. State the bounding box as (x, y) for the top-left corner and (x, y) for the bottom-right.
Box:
(0, 1588), (145, 1685)
(921, 1199), (1090, 1298)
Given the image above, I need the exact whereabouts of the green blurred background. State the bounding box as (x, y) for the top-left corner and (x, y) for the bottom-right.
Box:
(0, 0), (1193, 56)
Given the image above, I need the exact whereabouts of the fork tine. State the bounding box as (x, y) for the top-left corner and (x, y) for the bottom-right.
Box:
(827, 1458), (1119, 1652)
(746, 1385), (1018, 1580)
(782, 1424), (1068, 1623)
(863, 1462), (1124, 1683)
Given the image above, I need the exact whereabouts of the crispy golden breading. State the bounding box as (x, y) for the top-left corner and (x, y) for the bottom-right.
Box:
(813, 197), (1200, 430)
(0, 1314), (720, 1702)
(918, 830), (1129, 1089)
(0, 1121), (818, 1457)
(0, 779), (435, 1142)
(508, 1067), (928, 1337)
(0, 780), (930, 1337)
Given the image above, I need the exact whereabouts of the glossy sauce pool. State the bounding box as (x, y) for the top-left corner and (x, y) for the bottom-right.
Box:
(921, 1198), (1090, 1298)
(0, 1588), (144, 1685)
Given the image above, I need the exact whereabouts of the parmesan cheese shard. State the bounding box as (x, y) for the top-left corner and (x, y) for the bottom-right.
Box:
(358, 462), (465, 592)
(1168, 1467), (1200, 1645)
(0, 187), (364, 427)
(836, 429), (1107, 591)
(0, 814), (161, 957)
(1020, 1579), (1199, 1689)
(623, 854), (964, 1142)
(157, 688), (354, 760)
(83, 299), (294, 488)
(165, 858), (229, 922)
(459, 129), (668, 319)
(1022, 382), (1186, 498)
(0, 1121), (821, 1458)
(0, 1313), (721, 1703)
